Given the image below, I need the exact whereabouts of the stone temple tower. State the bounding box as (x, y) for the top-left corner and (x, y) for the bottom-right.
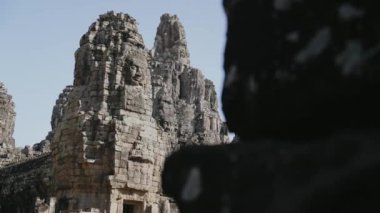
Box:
(0, 82), (16, 152)
(51, 11), (228, 212)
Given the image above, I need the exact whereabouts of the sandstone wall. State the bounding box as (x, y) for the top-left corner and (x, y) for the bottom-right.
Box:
(0, 154), (52, 213)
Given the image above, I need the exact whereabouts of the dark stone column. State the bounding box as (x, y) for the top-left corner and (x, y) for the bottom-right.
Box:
(222, 0), (380, 141)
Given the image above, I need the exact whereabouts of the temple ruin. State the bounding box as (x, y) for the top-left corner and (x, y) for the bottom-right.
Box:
(0, 12), (228, 213)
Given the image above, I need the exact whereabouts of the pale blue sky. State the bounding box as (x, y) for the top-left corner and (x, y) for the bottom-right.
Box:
(0, 0), (227, 147)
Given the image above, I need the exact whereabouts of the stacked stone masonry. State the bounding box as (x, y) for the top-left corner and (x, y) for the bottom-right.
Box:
(0, 154), (52, 213)
(0, 82), (17, 167)
(0, 11), (228, 213)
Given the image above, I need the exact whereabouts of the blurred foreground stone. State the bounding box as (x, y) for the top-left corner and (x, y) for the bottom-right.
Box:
(162, 0), (380, 212)
(163, 132), (380, 213)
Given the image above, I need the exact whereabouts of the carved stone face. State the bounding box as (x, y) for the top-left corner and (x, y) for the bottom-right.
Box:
(125, 61), (144, 86)
(124, 56), (147, 86)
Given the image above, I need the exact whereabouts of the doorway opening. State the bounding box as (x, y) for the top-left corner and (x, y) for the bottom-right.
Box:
(122, 201), (142, 213)
(123, 203), (135, 213)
